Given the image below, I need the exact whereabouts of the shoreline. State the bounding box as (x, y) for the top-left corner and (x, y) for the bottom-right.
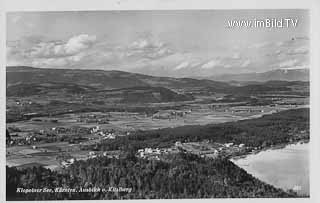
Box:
(230, 139), (310, 196)
(230, 138), (309, 161)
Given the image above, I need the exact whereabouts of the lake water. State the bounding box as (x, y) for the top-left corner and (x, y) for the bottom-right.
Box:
(231, 142), (309, 196)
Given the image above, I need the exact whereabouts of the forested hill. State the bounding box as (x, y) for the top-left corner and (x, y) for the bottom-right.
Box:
(6, 66), (230, 91)
(98, 108), (309, 151)
(208, 69), (309, 82)
(6, 66), (309, 97)
(6, 153), (298, 200)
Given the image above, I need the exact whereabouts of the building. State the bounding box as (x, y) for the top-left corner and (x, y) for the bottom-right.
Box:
(90, 126), (100, 133)
(225, 143), (234, 147)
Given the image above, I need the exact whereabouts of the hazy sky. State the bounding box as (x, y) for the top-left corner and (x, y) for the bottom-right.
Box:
(6, 10), (309, 76)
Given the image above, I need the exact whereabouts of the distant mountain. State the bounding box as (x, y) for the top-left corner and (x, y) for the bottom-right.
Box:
(6, 66), (309, 99)
(101, 86), (194, 103)
(207, 69), (309, 82)
(7, 82), (194, 103)
(6, 66), (231, 92)
(6, 66), (309, 123)
(6, 82), (96, 97)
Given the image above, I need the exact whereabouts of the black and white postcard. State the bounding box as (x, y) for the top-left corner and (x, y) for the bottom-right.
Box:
(2, 0), (320, 202)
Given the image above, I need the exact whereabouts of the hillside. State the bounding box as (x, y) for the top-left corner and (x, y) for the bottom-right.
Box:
(7, 83), (193, 104)
(6, 82), (96, 97)
(6, 66), (231, 91)
(100, 86), (194, 103)
(7, 66), (309, 97)
(97, 108), (308, 150)
(208, 69), (309, 82)
(6, 153), (297, 200)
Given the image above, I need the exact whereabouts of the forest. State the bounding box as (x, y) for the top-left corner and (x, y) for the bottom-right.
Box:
(7, 152), (298, 200)
(97, 108), (309, 151)
(6, 108), (309, 200)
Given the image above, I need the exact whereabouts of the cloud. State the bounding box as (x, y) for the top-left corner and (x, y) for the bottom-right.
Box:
(144, 47), (173, 59)
(31, 51), (89, 68)
(32, 58), (69, 67)
(28, 34), (97, 58)
(232, 53), (241, 59)
(7, 34), (98, 68)
(201, 59), (220, 69)
(157, 48), (172, 56)
(249, 41), (271, 49)
(130, 39), (149, 49)
(7, 32), (309, 75)
(199, 57), (252, 70)
(276, 36), (309, 48)
(278, 59), (299, 68)
(240, 59), (251, 67)
(280, 64), (308, 70)
(130, 38), (164, 50)
(126, 35), (173, 59)
(136, 36), (309, 74)
(287, 46), (308, 55)
(174, 61), (189, 70)
(65, 34), (96, 55)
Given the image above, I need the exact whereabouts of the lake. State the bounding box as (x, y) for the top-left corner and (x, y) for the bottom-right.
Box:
(231, 142), (309, 196)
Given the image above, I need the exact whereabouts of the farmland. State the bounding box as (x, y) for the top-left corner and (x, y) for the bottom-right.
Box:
(5, 66), (309, 195)
(6, 100), (308, 170)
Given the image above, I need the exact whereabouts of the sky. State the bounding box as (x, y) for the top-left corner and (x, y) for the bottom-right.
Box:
(6, 10), (309, 77)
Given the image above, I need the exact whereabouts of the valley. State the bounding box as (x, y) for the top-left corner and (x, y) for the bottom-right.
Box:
(6, 66), (309, 172)
(6, 66), (310, 199)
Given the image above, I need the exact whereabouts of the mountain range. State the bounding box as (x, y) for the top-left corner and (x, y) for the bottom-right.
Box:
(6, 66), (309, 122)
(206, 69), (309, 82)
(6, 66), (309, 99)
(6, 66), (230, 91)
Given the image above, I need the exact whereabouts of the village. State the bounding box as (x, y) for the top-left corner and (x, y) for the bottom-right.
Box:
(6, 98), (308, 171)
(135, 140), (249, 161)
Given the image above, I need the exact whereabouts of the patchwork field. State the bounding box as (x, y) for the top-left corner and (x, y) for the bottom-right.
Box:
(6, 101), (307, 170)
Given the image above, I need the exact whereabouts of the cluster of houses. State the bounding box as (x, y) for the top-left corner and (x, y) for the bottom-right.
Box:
(61, 158), (75, 168)
(136, 147), (176, 160)
(50, 126), (90, 134)
(288, 129), (309, 142)
(174, 141), (247, 158)
(223, 143), (244, 148)
(60, 150), (120, 168)
(90, 125), (131, 140)
(7, 125), (93, 147)
(14, 100), (33, 106)
(6, 133), (38, 146)
(90, 126), (117, 140)
(88, 151), (119, 159)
